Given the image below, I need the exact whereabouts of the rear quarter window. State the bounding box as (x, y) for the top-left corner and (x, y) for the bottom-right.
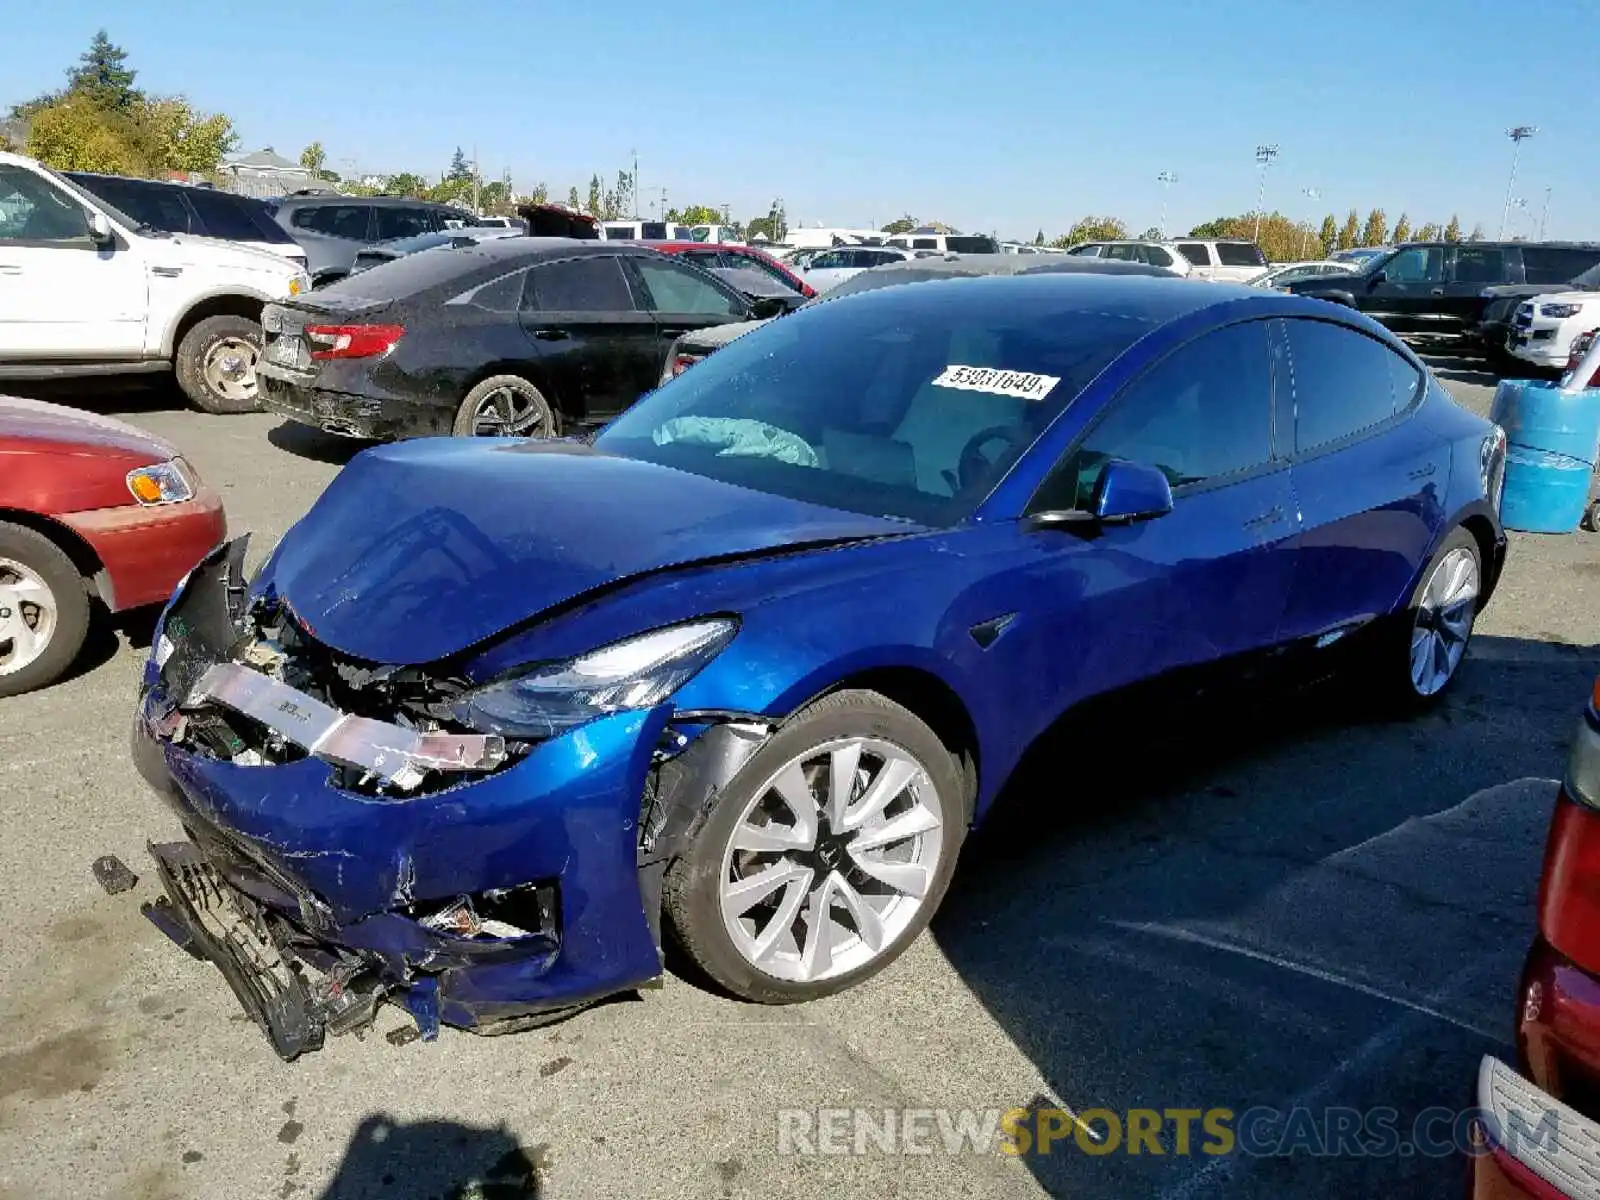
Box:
(1284, 319), (1416, 452)
(1177, 243), (1212, 267)
(1216, 242), (1267, 267)
(1521, 247), (1600, 285)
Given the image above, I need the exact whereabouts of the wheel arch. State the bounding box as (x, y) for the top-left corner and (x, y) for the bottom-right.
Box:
(161, 290), (270, 358)
(458, 363), (584, 427)
(0, 508), (109, 606)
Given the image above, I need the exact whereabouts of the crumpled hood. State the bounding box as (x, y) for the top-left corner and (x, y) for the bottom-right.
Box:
(258, 438), (919, 664)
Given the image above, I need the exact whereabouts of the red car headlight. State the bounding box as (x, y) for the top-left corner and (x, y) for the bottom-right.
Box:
(126, 459), (195, 506)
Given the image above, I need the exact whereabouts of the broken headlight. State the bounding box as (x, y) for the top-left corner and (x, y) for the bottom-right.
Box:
(452, 618), (738, 739)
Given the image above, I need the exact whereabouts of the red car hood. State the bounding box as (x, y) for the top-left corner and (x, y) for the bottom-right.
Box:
(0, 395), (175, 461)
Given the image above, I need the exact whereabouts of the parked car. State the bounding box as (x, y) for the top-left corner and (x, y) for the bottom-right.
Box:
(661, 254), (1182, 381)
(465, 215), (523, 230)
(0, 151), (310, 414)
(803, 245), (935, 293)
(268, 195), (479, 282)
(1248, 260), (1359, 288)
(644, 241), (816, 298)
(255, 240), (784, 440)
(345, 227), (525, 276)
(1330, 246), (1391, 268)
(703, 265), (810, 313)
(1476, 251), (1600, 358)
(1508, 291), (1600, 372)
(1471, 675), (1600, 1199)
(0, 394), (225, 696)
(600, 220), (690, 241)
(64, 173), (307, 267)
(1288, 241), (1600, 350)
(127, 274), (1505, 1057)
(884, 232), (1002, 254)
(1070, 238), (1268, 282)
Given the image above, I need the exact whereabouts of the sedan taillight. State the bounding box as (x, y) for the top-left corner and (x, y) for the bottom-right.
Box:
(670, 354), (703, 377)
(305, 324), (405, 360)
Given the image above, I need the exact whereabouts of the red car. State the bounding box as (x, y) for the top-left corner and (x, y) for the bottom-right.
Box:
(645, 241), (817, 298)
(1472, 676), (1600, 1197)
(0, 396), (225, 696)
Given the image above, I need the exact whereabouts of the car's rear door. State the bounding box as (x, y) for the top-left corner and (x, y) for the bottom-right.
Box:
(624, 254), (751, 376)
(1022, 318), (1299, 707)
(1442, 244), (1512, 336)
(517, 252), (658, 423)
(1275, 316), (1445, 643)
(1175, 241), (1216, 278)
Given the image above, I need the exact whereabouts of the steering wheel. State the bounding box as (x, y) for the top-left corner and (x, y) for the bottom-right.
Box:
(953, 425), (1018, 493)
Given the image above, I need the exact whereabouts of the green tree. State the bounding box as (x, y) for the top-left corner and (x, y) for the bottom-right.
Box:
(1391, 213), (1411, 243)
(585, 173), (603, 217)
(130, 96), (235, 172)
(24, 95), (137, 172)
(447, 146), (473, 183)
(66, 30), (141, 112)
(1338, 209), (1360, 250)
(1444, 215), (1462, 243)
(881, 215), (916, 235)
(608, 169), (634, 220)
(666, 204), (723, 225)
(527, 181), (549, 205)
(298, 141), (325, 173)
(1359, 209), (1388, 247)
(1415, 222), (1440, 241)
(566, 185), (582, 211)
(1033, 229), (1045, 245)
(427, 176), (474, 206)
(745, 199), (788, 243)
(384, 172), (430, 198)
(1053, 215), (1128, 247)
(1317, 214), (1337, 253)
(1468, 222), (1485, 242)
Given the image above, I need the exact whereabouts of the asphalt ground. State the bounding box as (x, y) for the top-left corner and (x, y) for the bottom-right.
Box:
(1, 354), (1596, 1199)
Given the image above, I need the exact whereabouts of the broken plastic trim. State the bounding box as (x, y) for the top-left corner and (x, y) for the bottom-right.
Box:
(186, 661), (507, 791)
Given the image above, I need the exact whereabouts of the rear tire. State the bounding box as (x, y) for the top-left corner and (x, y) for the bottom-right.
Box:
(1368, 527), (1482, 711)
(452, 375), (558, 439)
(175, 314), (264, 415)
(0, 522), (92, 698)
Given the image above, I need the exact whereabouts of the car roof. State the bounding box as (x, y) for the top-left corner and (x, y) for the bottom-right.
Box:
(642, 241), (767, 253)
(274, 193), (461, 208)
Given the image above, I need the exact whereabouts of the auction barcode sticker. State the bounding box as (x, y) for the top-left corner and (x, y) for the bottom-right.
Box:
(931, 364), (1060, 401)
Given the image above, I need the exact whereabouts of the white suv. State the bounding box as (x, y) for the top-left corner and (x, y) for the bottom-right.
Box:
(1509, 291), (1599, 371)
(1068, 238), (1267, 282)
(0, 152), (310, 413)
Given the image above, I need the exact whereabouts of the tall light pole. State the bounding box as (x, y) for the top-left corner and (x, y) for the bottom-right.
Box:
(1300, 186), (1321, 258)
(1156, 171), (1177, 238)
(1253, 144), (1279, 244)
(1539, 186), (1552, 240)
(1499, 125), (1537, 240)
(631, 149), (639, 219)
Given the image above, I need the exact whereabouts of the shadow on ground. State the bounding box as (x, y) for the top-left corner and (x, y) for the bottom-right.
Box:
(0, 376), (190, 415)
(267, 419), (372, 465)
(933, 633), (1599, 1197)
(315, 1114), (545, 1199)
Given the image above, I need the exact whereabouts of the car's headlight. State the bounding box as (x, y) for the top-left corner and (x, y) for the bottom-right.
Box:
(287, 272), (310, 296)
(1542, 303), (1585, 319)
(126, 460), (195, 505)
(453, 618), (739, 738)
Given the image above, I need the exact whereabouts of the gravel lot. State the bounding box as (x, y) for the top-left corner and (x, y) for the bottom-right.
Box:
(1, 357), (1596, 1199)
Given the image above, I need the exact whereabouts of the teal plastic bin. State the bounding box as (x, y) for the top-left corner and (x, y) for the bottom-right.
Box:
(1489, 380), (1600, 534)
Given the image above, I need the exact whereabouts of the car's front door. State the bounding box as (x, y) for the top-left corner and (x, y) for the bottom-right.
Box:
(1019, 318), (1299, 715)
(1443, 244), (1512, 335)
(624, 255), (751, 374)
(518, 253), (660, 423)
(0, 165), (146, 357)
(1355, 245), (1446, 335)
(1275, 316), (1447, 644)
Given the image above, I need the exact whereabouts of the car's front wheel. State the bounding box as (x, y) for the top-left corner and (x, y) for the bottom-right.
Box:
(0, 521), (91, 698)
(175, 315), (264, 415)
(663, 689), (967, 1003)
(1376, 526), (1483, 707)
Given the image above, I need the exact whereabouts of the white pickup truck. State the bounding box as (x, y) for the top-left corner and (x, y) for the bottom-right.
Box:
(0, 151), (310, 413)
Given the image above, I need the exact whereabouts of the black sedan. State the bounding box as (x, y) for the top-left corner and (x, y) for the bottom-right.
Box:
(255, 240), (784, 440)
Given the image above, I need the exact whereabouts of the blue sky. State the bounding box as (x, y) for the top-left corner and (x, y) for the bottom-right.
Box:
(5, 0), (1595, 241)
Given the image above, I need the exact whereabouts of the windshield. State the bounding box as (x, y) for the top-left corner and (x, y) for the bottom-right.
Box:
(595, 278), (1154, 526)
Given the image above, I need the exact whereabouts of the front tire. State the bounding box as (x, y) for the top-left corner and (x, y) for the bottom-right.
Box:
(663, 689), (967, 1004)
(0, 522), (92, 698)
(1372, 527), (1483, 709)
(452, 375), (558, 438)
(175, 315), (264, 415)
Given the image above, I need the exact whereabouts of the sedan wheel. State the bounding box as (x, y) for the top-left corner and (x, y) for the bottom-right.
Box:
(0, 523), (92, 698)
(453, 375), (558, 439)
(664, 689), (967, 1003)
(1409, 544), (1480, 697)
(0, 557), (57, 677)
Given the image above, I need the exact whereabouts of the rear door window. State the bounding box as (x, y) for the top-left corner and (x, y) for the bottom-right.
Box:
(1522, 246), (1600, 285)
(1142, 245), (1176, 267)
(1216, 243), (1267, 267)
(912, 238), (938, 250)
(1449, 246), (1506, 285)
(1177, 243), (1212, 267)
(523, 255), (637, 312)
(375, 206), (434, 240)
(1283, 318), (1416, 452)
(293, 204), (371, 240)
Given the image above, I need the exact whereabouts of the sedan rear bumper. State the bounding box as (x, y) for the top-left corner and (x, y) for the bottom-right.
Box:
(257, 368), (448, 440)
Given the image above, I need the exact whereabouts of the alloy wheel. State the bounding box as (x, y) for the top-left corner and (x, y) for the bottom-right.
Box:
(1409, 546), (1479, 696)
(718, 736), (946, 983)
(0, 557), (58, 676)
(470, 387), (549, 437)
(202, 336), (260, 403)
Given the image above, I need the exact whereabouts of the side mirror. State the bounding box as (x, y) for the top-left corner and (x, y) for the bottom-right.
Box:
(1025, 459), (1174, 532)
(1368, 270), (1386, 287)
(1093, 459), (1174, 523)
(88, 211), (114, 246)
(748, 296), (787, 320)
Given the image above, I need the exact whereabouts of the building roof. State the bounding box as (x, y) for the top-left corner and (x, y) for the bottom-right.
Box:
(228, 149), (302, 171)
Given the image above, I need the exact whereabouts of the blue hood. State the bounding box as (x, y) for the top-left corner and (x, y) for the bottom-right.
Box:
(259, 438), (918, 663)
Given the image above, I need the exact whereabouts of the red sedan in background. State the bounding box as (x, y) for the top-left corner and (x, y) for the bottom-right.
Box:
(1472, 675), (1600, 1198)
(0, 396), (225, 696)
(645, 241), (817, 298)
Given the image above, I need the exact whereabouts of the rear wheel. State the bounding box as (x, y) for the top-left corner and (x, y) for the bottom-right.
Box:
(663, 690), (967, 1004)
(0, 522), (92, 698)
(1370, 527), (1482, 708)
(175, 315), (264, 415)
(452, 375), (558, 439)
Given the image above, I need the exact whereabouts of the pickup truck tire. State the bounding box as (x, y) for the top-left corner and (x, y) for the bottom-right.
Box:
(0, 521), (92, 698)
(175, 315), (265, 415)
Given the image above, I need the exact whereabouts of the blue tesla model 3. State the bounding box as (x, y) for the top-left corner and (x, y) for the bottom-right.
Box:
(129, 273), (1507, 1057)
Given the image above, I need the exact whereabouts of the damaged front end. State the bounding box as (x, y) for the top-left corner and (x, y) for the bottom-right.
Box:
(124, 537), (764, 1060)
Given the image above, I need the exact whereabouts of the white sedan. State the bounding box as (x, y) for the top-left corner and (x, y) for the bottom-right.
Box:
(1248, 260), (1360, 288)
(802, 245), (938, 294)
